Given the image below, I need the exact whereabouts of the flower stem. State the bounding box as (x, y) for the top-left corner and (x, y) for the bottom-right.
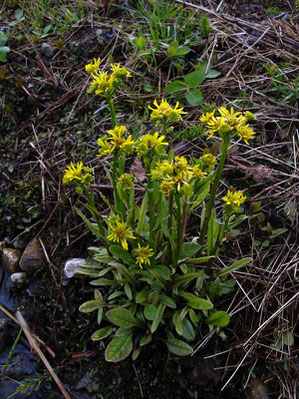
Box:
(173, 194), (183, 267)
(199, 137), (230, 246)
(107, 95), (116, 128)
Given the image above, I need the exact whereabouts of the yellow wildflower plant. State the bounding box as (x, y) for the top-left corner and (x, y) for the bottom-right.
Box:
(160, 180), (175, 195)
(89, 71), (116, 95)
(85, 58), (101, 74)
(192, 165), (207, 179)
(199, 110), (215, 123)
(118, 173), (134, 191)
(236, 124), (255, 145)
(97, 137), (114, 157)
(148, 99), (187, 122)
(107, 221), (136, 250)
(222, 189), (246, 207)
(111, 63), (132, 79)
(218, 106), (242, 130)
(151, 160), (174, 180)
(135, 244), (154, 268)
(135, 132), (168, 157)
(63, 162), (93, 185)
(202, 153), (217, 168)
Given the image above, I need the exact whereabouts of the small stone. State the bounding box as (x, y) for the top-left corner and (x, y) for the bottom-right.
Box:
(19, 238), (44, 274)
(95, 29), (105, 44)
(10, 272), (27, 285)
(1, 248), (22, 274)
(41, 42), (54, 58)
(64, 258), (85, 278)
(12, 238), (27, 250)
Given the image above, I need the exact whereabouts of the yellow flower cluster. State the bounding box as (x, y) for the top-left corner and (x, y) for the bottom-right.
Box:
(135, 244), (154, 268)
(148, 99), (187, 123)
(97, 125), (134, 157)
(200, 106), (256, 144)
(85, 58), (131, 96)
(135, 131), (168, 158)
(118, 173), (134, 191)
(222, 189), (246, 211)
(107, 220), (136, 250)
(63, 162), (94, 185)
(151, 156), (208, 196)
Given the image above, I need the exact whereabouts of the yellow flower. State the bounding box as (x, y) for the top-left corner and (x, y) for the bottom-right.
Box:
(63, 162), (94, 185)
(202, 153), (217, 168)
(136, 244), (154, 268)
(148, 99), (186, 122)
(85, 58), (101, 74)
(151, 160), (174, 180)
(222, 190), (246, 207)
(110, 63), (132, 79)
(219, 106), (242, 129)
(199, 110), (216, 123)
(206, 116), (226, 138)
(237, 124), (255, 145)
(119, 174), (134, 191)
(174, 156), (189, 177)
(192, 165), (207, 179)
(160, 180), (175, 195)
(89, 71), (115, 95)
(97, 137), (114, 157)
(135, 132), (168, 157)
(107, 221), (136, 250)
(63, 162), (84, 184)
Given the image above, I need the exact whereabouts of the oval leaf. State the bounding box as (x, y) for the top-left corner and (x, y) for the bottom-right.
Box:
(184, 70), (205, 87)
(185, 88), (203, 106)
(79, 300), (104, 313)
(164, 80), (187, 94)
(106, 308), (142, 328)
(144, 304), (158, 321)
(91, 326), (115, 341)
(179, 242), (201, 259)
(110, 245), (134, 264)
(105, 333), (133, 362)
(206, 311), (230, 327)
(164, 337), (193, 356)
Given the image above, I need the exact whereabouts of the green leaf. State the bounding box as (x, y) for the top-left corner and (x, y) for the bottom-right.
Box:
(150, 265), (170, 280)
(179, 242), (201, 259)
(185, 88), (203, 106)
(91, 326), (115, 341)
(216, 257), (251, 277)
(150, 304), (166, 333)
(15, 9), (23, 21)
(140, 334), (152, 346)
(159, 294), (177, 309)
(110, 245), (134, 264)
(105, 332), (133, 362)
(189, 309), (200, 326)
(184, 70), (205, 87)
(147, 291), (159, 305)
(79, 300), (104, 313)
(179, 292), (213, 310)
(75, 207), (103, 239)
(124, 283), (132, 300)
(136, 288), (149, 304)
(106, 308), (142, 328)
(97, 308), (103, 325)
(205, 69), (221, 79)
(172, 310), (183, 335)
(185, 256), (215, 264)
(164, 80), (187, 94)
(90, 278), (118, 286)
(144, 304), (158, 321)
(206, 311), (230, 327)
(0, 46), (10, 62)
(207, 212), (220, 256)
(181, 318), (195, 341)
(164, 337), (193, 356)
(132, 348), (141, 361)
(270, 228), (288, 239)
(0, 36), (8, 46)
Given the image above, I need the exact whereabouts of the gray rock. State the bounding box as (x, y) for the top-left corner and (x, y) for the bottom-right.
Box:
(1, 248), (22, 274)
(10, 272), (27, 285)
(12, 238), (27, 250)
(41, 42), (54, 58)
(19, 238), (44, 274)
(64, 258), (85, 278)
(96, 29), (105, 44)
